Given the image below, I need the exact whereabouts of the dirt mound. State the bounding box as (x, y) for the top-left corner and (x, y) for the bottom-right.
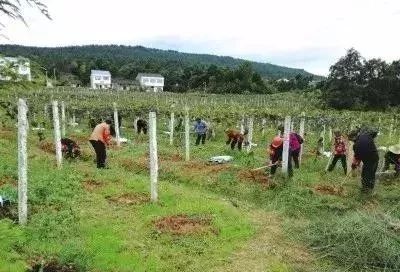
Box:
(314, 184), (345, 196)
(39, 141), (55, 154)
(0, 176), (17, 187)
(120, 158), (148, 173)
(154, 214), (217, 235)
(237, 170), (275, 188)
(82, 179), (103, 191)
(106, 192), (149, 205)
(0, 130), (14, 141)
(28, 259), (78, 272)
(161, 153), (182, 162)
(183, 161), (231, 174)
(67, 134), (88, 144)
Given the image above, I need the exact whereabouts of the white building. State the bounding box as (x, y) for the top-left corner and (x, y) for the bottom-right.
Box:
(0, 57), (31, 81)
(136, 73), (164, 92)
(90, 70), (111, 89)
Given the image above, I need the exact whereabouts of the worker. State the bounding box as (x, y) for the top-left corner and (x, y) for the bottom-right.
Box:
(268, 136), (284, 177)
(383, 144), (400, 176)
(194, 118), (208, 145)
(61, 138), (81, 159)
(225, 129), (248, 151)
(289, 131), (304, 169)
(89, 119), (112, 169)
(327, 131), (347, 174)
(136, 119), (148, 134)
(352, 128), (379, 193)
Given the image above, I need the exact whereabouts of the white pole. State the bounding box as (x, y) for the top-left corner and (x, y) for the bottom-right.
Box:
(18, 99), (28, 225)
(240, 116), (245, 134)
(389, 121), (393, 141)
(149, 111), (158, 202)
(282, 116), (291, 175)
(52, 101), (62, 168)
(134, 117), (139, 133)
(113, 102), (121, 147)
(299, 112), (305, 164)
(61, 101), (66, 137)
(185, 107), (190, 161)
(261, 118), (266, 137)
(329, 127), (333, 142)
(246, 117), (254, 153)
(169, 111), (175, 146)
(322, 124), (326, 153)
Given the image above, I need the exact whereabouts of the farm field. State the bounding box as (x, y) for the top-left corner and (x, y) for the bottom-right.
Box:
(1, 88), (400, 272)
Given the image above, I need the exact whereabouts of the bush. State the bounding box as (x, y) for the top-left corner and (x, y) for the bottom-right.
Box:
(306, 211), (400, 271)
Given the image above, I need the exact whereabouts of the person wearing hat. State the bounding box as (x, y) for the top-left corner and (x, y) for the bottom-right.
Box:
(269, 136), (284, 176)
(353, 127), (379, 192)
(383, 144), (400, 176)
(327, 130), (347, 174)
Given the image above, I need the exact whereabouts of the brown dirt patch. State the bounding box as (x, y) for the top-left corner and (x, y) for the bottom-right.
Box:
(183, 161), (231, 175)
(154, 214), (217, 235)
(314, 184), (345, 196)
(161, 153), (183, 162)
(39, 141), (55, 154)
(237, 170), (275, 188)
(0, 130), (14, 141)
(28, 258), (78, 272)
(120, 157), (149, 173)
(0, 176), (17, 187)
(106, 192), (149, 205)
(82, 178), (103, 192)
(67, 134), (88, 144)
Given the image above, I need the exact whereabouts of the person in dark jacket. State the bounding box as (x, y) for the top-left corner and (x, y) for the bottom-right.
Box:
(136, 119), (148, 134)
(383, 144), (400, 176)
(353, 128), (379, 192)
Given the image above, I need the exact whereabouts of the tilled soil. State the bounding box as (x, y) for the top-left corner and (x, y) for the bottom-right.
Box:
(154, 214), (217, 235)
(314, 184), (345, 196)
(106, 192), (149, 205)
(28, 259), (78, 272)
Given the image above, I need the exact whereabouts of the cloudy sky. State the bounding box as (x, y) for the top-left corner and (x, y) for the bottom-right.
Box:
(1, 0), (400, 75)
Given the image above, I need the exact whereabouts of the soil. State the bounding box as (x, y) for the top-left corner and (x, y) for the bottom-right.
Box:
(0, 175), (17, 187)
(120, 158), (149, 173)
(28, 259), (78, 272)
(154, 214), (217, 235)
(314, 184), (345, 196)
(39, 141), (55, 154)
(106, 192), (149, 205)
(67, 134), (88, 144)
(82, 178), (103, 192)
(237, 170), (275, 188)
(0, 130), (14, 141)
(161, 153), (183, 162)
(183, 161), (231, 175)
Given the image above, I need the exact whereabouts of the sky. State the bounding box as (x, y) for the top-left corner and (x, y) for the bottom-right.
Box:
(1, 0), (400, 75)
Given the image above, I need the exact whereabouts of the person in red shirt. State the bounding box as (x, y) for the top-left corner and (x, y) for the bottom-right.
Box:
(268, 136), (284, 176)
(327, 130), (347, 175)
(89, 119), (112, 168)
(225, 128), (248, 151)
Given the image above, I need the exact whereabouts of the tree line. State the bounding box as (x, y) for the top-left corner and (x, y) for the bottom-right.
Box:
(321, 48), (400, 110)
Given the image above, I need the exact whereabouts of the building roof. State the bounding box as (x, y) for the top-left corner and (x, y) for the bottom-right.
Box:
(91, 70), (111, 76)
(136, 73), (164, 79)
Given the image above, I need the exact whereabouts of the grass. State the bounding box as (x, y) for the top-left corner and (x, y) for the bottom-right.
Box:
(1, 113), (400, 271)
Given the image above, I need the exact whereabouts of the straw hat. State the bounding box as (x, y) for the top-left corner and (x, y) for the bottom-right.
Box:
(388, 144), (400, 155)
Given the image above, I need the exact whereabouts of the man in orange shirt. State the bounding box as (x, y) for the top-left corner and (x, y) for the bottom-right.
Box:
(89, 119), (112, 168)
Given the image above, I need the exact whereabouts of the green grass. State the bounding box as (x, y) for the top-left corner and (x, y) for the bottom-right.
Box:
(1, 115), (400, 271)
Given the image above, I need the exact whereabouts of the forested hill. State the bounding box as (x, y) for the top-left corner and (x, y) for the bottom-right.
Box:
(0, 44), (317, 92)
